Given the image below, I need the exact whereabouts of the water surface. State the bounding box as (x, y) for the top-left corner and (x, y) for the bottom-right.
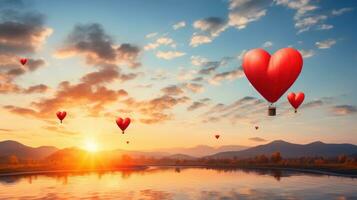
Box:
(0, 167), (356, 199)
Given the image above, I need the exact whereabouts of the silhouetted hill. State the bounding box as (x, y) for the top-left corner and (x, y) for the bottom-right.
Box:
(165, 154), (197, 160)
(153, 145), (248, 157)
(0, 140), (58, 160)
(207, 140), (357, 159)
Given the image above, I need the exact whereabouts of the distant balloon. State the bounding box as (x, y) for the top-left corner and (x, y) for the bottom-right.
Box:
(255, 126), (259, 130)
(242, 48), (303, 116)
(215, 134), (220, 139)
(20, 58), (28, 65)
(116, 117), (131, 134)
(56, 111), (66, 123)
(287, 92), (305, 113)
(126, 141), (130, 144)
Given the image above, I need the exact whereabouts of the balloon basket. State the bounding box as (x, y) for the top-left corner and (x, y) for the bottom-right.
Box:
(268, 106), (276, 116)
(294, 109), (297, 113)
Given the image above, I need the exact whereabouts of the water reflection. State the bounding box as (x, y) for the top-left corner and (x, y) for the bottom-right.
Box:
(0, 167), (356, 200)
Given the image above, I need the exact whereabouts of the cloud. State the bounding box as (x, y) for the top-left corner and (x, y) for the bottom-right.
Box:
(0, 8), (51, 94)
(332, 8), (353, 16)
(262, 41), (273, 48)
(187, 101), (206, 111)
(193, 17), (227, 37)
(295, 15), (327, 33)
(44, 125), (79, 136)
(0, 10), (53, 54)
(301, 100), (323, 109)
(331, 105), (357, 116)
(145, 32), (158, 38)
(249, 137), (267, 142)
(315, 39), (336, 49)
(190, 34), (213, 47)
(156, 51), (185, 60)
(228, 0), (270, 30)
(144, 36), (176, 51)
(173, 21), (186, 30)
(23, 84), (49, 94)
(54, 23), (141, 68)
(191, 56), (209, 66)
(182, 83), (204, 93)
(201, 96), (265, 124)
(275, 0), (328, 33)
(190, 17), (227, 47)
(299, 49), (315, 58)
(4, 66), (131, 118)
(123, 95), (190, 124)
(317, 24), (333, 30)
(161, 85), (184, 96)
(209, 67), (244, 85)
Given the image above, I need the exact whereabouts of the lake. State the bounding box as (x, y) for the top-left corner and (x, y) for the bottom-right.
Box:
(0, 167), (356, 199)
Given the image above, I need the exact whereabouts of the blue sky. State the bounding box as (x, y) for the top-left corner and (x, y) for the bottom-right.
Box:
(0, 0), (356, 150)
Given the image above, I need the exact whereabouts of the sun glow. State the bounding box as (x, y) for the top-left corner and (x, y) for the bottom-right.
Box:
(84, 140), (98, 152)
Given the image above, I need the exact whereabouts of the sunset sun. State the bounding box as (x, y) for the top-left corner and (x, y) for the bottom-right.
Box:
(84, 140), (98, 152)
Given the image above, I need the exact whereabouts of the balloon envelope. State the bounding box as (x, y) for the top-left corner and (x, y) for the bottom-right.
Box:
(242, 48), (303, 103)
(287, 92), (305, 109)
(116, 117), (131, 133)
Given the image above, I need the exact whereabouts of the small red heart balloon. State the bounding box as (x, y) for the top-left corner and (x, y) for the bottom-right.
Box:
(56, 111), (66, 123)
(126, 141), (130, 144)
(20, 58), (28, 65)
(215, 134), (220, 139)
(116, 117), (131, 134)
(243, 48), (303, 103)
(255, 126), (259, 130)
(287, 92), (305, 112)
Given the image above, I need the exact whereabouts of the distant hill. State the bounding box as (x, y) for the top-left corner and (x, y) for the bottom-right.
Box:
(153, 145), (248, 157)
(165, 154), (197, 160)
(0, 140), (58, 161)
(207, 140), (357, 159)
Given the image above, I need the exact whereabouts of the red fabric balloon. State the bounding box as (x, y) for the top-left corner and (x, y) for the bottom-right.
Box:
(56, 111), (66, 123)
(255, 126), (259, 130)
(242, 48), (303, 103)
(215, 135), (220, 139)
(20, 58), (27, 65)
(116, 117), (131, 134)
(287, 92), (305, 110)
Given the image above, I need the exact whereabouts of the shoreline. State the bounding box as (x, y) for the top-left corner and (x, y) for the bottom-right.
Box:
(0, 165), (356, 178)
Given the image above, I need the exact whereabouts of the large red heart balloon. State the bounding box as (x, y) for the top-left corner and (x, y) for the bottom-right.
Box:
(56, 111), (66, 123)
(287, 92), (305, 111)
(116, 117), (131, 134)
(20, 58), (27, 65)
(242, 48), (303, 103)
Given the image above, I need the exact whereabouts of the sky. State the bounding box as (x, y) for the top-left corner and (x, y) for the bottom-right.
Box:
(0, 0), (356, 151)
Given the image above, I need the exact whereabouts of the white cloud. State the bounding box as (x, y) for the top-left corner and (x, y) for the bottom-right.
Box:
(156, 51), (186, 60)
(193, 17), (227, 37)
(144, 37), (176, 50)
(299, 49), (315, 58)
(173, 21), (186, 30)
(190, 34), (212, 47)
(295, 15), (327, 33)
(262, 41), (273, 48)
(315, 39), (336, 49)
(332, 7), (353, 16)
(209, 67), (244, 85)
(191, 56), (209, 66)
(145, 32), (158, 38)
(228, 0), (269, 30)
(317, 24), (333, 30)
(237, 49), (247, 60)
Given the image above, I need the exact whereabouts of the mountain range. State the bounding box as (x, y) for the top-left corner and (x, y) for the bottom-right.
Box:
(207, 140), (357, 159)
(1, 140), (357, 162)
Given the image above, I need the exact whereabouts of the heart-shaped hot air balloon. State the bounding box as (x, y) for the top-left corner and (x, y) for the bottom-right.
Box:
(287, 92), (305, 113)
(20, 58), (28, 65)
(116, 117), (131, 134)
(215, 134), (220, 139)
(126, 141), (130, 144)
(243, 48), (303, 116)
(255, 126), (259, 130)
(56, 111), (66, 123)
